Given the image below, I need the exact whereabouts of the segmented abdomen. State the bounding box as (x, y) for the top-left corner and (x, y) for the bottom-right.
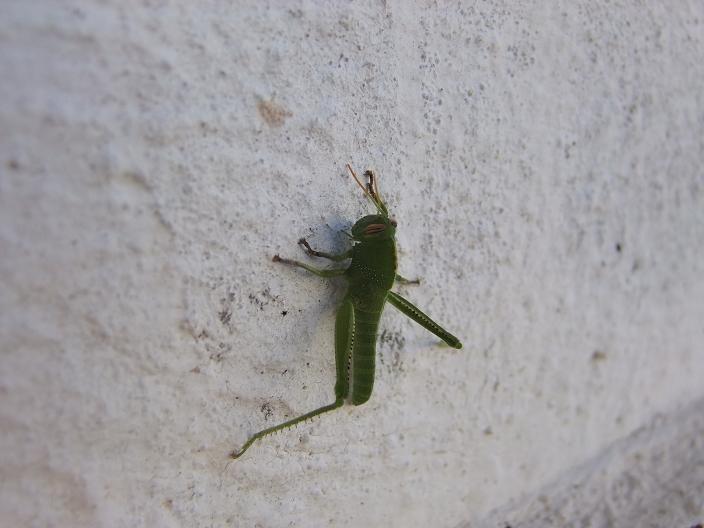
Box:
(351, 299), (384, 405)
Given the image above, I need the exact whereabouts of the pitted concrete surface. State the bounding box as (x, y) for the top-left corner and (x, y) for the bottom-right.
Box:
(1, 2), (703, 527)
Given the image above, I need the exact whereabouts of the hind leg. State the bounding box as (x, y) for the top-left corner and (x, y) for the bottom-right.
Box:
(230, 300), (355, 459)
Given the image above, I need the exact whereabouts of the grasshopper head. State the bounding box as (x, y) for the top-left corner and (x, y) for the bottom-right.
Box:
(351, 214), (396, 241)
(346, 164), (397, 241)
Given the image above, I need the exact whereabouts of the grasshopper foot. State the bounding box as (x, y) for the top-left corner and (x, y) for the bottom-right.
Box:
(298, 238), (317, 257)
(395, 274), (421, 285)
(273, 254), (295, 266)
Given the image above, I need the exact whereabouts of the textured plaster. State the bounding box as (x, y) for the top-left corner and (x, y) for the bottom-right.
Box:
(1, 1), (703, 527)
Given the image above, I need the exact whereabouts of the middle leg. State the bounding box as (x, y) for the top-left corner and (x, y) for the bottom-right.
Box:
(299, 238), (353, 262)
(273, 254), (347, 278)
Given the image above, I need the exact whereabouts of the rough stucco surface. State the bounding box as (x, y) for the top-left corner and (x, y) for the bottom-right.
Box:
(1, 1), (703, 527)
(476, 398), (704, 528)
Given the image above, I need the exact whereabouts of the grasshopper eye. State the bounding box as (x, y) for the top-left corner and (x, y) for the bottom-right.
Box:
(363, 223), (386, 236)
(390, 219), (397, 227)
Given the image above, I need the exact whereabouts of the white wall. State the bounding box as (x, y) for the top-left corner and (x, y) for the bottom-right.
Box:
(1, 1), (703, 526)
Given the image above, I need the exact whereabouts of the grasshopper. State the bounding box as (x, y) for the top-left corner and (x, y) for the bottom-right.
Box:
(230, 165), (462, 459)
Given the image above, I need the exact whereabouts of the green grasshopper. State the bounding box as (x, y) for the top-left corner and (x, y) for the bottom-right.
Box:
(230, 165), (462, 459)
